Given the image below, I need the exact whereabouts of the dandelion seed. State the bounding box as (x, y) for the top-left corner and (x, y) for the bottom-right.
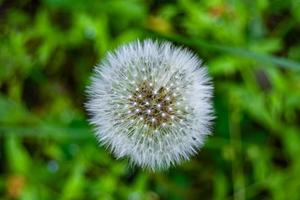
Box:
(85, 39), (214, 171)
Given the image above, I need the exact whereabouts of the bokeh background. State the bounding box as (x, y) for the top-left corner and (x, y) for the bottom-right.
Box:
(1, 0), (300, 199)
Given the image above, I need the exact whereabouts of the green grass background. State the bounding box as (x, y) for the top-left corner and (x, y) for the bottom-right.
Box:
(1, 0), (300, 199)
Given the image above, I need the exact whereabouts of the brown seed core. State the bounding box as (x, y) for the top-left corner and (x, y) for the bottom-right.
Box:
(129, 81), (177, 129)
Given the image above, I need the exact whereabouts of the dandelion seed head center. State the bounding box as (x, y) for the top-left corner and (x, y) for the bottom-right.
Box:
(128, 81), (182, 128)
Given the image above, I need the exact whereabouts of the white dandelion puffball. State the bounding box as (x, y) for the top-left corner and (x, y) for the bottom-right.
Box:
(86, 39), (213, 171)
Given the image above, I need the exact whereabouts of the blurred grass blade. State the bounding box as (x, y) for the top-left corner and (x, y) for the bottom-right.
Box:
(0, 126), (93, 140)
(149, 32), (300, 71)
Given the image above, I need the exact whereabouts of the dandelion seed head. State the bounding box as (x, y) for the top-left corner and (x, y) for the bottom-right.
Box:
(86, 39), (214, 171)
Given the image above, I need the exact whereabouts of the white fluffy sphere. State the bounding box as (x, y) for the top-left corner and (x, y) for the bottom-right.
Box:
(86, 39), (213, 171)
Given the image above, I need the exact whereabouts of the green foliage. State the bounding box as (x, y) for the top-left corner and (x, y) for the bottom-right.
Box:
(1, 0), (300, 199)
